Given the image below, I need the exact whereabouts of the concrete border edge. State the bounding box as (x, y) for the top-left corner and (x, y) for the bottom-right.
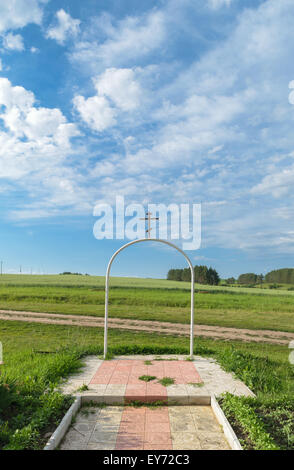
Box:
(43, 396), (81, 450)
(211, 394), (242, 450)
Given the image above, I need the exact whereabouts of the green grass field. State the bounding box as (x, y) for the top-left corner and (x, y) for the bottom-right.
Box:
(0, 274), (293, 449)
(0, 320), (293, 450)
(0, 274), (294, 332)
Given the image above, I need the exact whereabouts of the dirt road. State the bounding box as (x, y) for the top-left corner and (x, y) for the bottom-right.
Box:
(0, 309), (293, 345)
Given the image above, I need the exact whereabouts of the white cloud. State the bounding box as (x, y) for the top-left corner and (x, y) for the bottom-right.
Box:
(2, 32), (24, 51)
(0, 0), (46, 33)
(94, 68), (142, 111)
(71, 10), (166, 71)
(73, 94), (117, 132)
(0, 0), (46, 55)
(251, 165), (294, 198)
(47, 9), (80, 45)
(73, 68), (142, 132)
(208, 0), (235, 9)
(0, 77), (79, 182)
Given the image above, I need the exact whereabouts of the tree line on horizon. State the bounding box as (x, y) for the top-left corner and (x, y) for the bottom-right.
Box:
(167, 265), (220, 285)
(227, 268), (294, 285)
(167, 267), (294, 286)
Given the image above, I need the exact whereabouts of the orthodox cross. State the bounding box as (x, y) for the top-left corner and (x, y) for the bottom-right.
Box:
(140, 212), (159, 238)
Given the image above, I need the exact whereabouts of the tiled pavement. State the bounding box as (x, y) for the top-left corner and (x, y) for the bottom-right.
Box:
(89, 359), (202, 403)
(58, 355), (253, 450)
(60, 355), (254, 402)
(60, 405), (231, 450)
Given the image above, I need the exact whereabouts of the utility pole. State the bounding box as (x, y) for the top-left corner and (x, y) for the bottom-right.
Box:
(20, 265), (22, 274)
(0, 261), (2, 275)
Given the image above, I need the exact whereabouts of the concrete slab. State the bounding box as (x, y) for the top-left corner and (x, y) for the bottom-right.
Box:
(60, 404), (231, 450)
(59, 355), (254, 404)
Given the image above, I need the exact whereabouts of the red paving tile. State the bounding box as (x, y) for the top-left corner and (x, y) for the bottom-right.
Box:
(123, 407), (146, 414)
(145, 422), (170, 433)
(115, 405), (172, 450)
(144, 444), (173, 450)
(116, 434), (144, 450)
(89, 359), (202, 391)
(119, 421), (145, 434)
(146, 415), (170, 425)
(144, 432), (172, 445)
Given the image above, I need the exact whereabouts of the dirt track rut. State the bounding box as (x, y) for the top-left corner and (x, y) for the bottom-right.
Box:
(0, 309), (293, 345)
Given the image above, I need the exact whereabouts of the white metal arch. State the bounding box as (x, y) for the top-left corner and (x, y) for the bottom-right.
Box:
(104, 238), (195, 359)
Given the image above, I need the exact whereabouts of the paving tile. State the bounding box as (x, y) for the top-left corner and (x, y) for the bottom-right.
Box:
(123, 406), (146, 414)
(105, 384), (126, 394)
(145, 414), (170, 424)
(199, 432), (230, 450)
(87, 442), (116, 450)
(144, 432), (172, 445)
(100, 406), (124, 414)
(89, 430), (118, 444)
(93, 422), (120, 433)
(166, 384), (188, 395)
(60, 428), (91, 449)
(90, 375), (111, 384)
(145, 421), (170, 433)
(193, 416), (222, 433)
(116, 433), (144, 450)
(97, 414), (122, 425)
(119, 421), (145, 434)
(171, 432), (202, 450)
(144, 444), (173, 450)
(146, 383), (167, 395)
(121, 413), (145, 425)
(75, 408), (102, 423)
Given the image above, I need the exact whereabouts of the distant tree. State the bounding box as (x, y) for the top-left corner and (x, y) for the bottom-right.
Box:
(256, 274), (264, 286)
(206, 267), (220, 285)
(181, 268), (191, 282)
(226, 277), (236, 284)
(265, 268), (294, 284)
(238, 273), (258, 285)
(167, 269), (175, 280)
(167, 264), (220, 285)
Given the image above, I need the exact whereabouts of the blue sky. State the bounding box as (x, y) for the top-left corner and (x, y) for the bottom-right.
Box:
(0, 0), (294, 279)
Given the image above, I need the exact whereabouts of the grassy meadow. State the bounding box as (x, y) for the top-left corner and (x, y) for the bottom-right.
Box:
(0, 274), (293, 332)
(0, 320), (293, 449)
(0, 274), (293, 450)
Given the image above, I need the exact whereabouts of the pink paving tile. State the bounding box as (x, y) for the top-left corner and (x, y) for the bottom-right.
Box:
(128, 376), (145, 384)
(121, 414), (145, 425)
(117, 365), (132, 371)
(145, 414), (170, 425)
(108, 376), (129, 384)
(125, 384), (146, 394)
(97, 364), (117, 372)
(131, 368), (148, 375)
(145, 422), (170, 433)
(144, 444), (173, 450)
(119, 421), (145, 434)
(111, 372), (130, 379)
(146, 383), (167, 396)
(145, 407), (169, 415)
